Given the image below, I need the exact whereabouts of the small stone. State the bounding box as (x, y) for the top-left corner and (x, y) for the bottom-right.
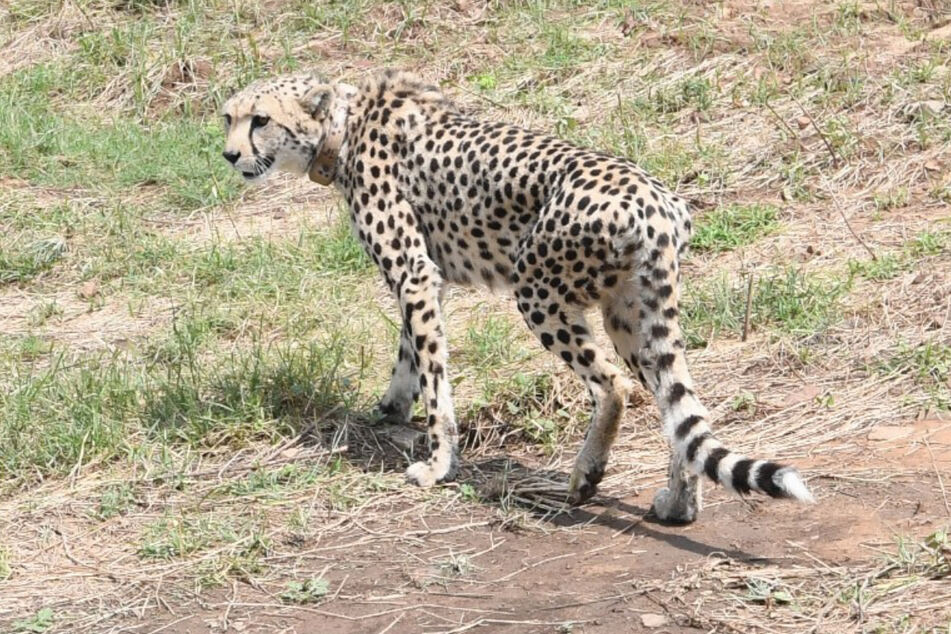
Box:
(383, 425), (424, 452)
(641, 613), (667, 628)
(796, 115), (811, 130)
(902, 100), (946, 122)
(78, 280), (100, 299)
(868, 426), (913, 442)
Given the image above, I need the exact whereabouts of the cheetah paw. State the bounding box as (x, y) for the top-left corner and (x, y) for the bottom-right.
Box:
(567, 463), (605, 505)
(405, 461), (440, 487)
(650, 487), (697, 524)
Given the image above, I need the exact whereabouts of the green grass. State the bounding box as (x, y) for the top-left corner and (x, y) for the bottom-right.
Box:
(907, 229), (949, 258)
(682, 267), (852, 347)
(138, 514), (236, 560)
(0, 65), (239, 209)
(94, 483), (137, 520)
(12, 608), (54, 634)
(0, 338), (368, 490)
(847, 253), (905, 281)
(691, 203), (780, 252)
(848, 229), (949, 281)
(460, 313), (534, 371)
(280, 576), (330, 604)
(0, 237), (67, 285)
(880, 340), (951, 409)
(226, 463), (322, 498)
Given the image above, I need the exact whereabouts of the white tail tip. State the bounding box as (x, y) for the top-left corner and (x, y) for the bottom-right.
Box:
(777, 467), (814, 504)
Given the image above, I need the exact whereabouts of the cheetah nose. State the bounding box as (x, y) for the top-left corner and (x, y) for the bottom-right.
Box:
(222, 150), (240, 165)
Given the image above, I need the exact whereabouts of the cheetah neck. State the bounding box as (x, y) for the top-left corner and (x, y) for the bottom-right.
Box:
(308, 83), (358, 186)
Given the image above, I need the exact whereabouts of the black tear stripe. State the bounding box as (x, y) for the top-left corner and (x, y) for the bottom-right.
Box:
(674, 414), (703, 440)
(755, 461), (786, 498)
(249, 126), (259, 156)
(703, 447), (729, 483)
(731, 459), (754, 494)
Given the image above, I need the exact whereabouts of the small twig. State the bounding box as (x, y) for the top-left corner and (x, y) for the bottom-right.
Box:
(763, 99), (802, 146)
(792, 95), (840, 168)
(377, 612), (404, 634)
(742, 271), (754, 342)
(439, 618), (592, 634)
(450, 81), (507, 110)
(923, 439), (951, 518)
(824, 179), (878, 261)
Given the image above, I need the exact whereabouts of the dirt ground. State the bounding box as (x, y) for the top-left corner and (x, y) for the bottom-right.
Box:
(125, 419), (951, 634)
(2, 0), (951, 632)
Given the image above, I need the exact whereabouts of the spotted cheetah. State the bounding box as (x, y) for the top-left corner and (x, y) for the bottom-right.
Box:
(220, 69), (813, 523)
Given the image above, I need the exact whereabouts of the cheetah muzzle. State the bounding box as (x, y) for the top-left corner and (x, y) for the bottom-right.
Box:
(220, 69), (815, 524)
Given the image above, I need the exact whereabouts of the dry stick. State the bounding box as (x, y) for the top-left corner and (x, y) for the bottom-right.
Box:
(377, 612), (405, 634)
(742, 271), (754, 342)
(538, 587), (657, 612)
(763, 99), (802, 146)
(923, 438), (951, 518)
(824, 178), (878, 261)
(440, 618), (594, 634)
(207, 601), (501, 621)
(792, 96), (840, 168)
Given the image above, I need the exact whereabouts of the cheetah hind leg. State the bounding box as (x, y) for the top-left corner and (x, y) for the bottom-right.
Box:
(602, 283), (701, 523)
(515, 296), (630, 505)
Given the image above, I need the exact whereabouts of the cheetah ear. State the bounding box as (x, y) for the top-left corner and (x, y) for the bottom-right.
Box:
(299, 85), (334, 120)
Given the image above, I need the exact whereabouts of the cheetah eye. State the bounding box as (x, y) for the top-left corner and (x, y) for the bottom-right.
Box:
(223, 114), (232, 127)
(252, 114), (270, 128)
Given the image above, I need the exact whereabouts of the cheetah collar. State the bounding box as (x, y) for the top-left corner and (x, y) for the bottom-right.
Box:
(308, 83), (358, 186)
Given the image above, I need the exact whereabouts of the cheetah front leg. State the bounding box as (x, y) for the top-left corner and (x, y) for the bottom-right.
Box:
(376, 326), (419, 424)
(396, 254), (459, 487)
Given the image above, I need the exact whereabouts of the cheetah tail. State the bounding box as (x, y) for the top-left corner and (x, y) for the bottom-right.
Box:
(673, 417), (814, 503)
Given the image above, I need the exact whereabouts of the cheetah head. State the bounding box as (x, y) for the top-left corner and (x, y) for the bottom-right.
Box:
(220, 73), (341, 183)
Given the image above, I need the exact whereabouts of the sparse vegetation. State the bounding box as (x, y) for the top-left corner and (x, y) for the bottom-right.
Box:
(691, 203), (780, 253)
(280, 577), (330, 604)
(682, 267), (851, 347)
(1, 0), (949, 631)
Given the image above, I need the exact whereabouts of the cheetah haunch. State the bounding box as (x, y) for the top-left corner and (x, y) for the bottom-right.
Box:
(220, 69), (813, 523)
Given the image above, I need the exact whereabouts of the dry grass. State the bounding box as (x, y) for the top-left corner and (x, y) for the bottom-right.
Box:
(1, 0), (950, 632)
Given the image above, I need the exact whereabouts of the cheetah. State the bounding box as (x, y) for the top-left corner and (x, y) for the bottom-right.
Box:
(220, 69), (813, 523)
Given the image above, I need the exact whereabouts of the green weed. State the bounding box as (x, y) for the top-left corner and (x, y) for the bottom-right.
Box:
(691, 203), (779, 252)
(12, 608), (54, 633)
(879, 340), (951, 409)
(95, 483), (137, 520)
(281, 577), (330, 604)
(907, 230), (949, 258)
(0, 237), (67, 285)
(847, 254), (905, 281)
(682, 267), (851, 347)
(138, 514), (235, 560)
